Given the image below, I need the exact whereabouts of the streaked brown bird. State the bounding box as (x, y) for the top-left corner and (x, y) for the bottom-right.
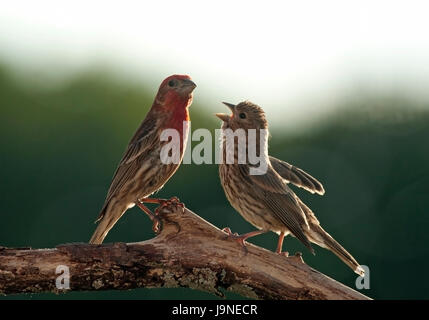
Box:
(89, 75), (196, 244)
(216, 101), (364, 276)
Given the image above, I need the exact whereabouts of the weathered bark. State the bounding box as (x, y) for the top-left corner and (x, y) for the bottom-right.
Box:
(0, 206), (370, 299)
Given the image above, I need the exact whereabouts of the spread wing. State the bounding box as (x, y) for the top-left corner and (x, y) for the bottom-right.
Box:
(240, 164), (314, 253)
(97, 118), (158, 220)
(269, 156), (325, 195)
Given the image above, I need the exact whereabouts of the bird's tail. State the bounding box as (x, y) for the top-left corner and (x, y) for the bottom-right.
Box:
(89, 205), (125, 244)
(309, 224), (365, 276)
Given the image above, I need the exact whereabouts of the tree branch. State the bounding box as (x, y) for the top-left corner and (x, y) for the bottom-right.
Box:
(0, 206), (370, 299)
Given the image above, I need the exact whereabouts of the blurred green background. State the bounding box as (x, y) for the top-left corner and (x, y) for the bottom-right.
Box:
(1, 62), (428, 300)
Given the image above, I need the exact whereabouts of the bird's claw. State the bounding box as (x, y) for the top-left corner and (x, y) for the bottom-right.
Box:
(292, 252), (304, 264)
(154, 197), (185, 214)
(222, 227), (239, 237)
(136, 201), (162, 234)
(277, 251), (289, 257)
(222, 227), (248, 253)
(151, 215), (162, 234)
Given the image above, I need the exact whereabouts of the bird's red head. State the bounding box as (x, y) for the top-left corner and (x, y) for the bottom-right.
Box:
(154, 74), (196, 111)
(150, 74), (196, 132)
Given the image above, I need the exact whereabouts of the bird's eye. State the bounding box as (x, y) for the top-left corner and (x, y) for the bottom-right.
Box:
(239, 113), (246, 119)
(168, 80), (176, 87)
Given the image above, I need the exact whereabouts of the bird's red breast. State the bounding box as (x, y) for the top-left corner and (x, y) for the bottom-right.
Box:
(152, 74), (195, 156)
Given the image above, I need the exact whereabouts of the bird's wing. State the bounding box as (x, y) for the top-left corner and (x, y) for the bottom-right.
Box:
(240, 164), (314, 253)
(269, 156), (325, 195)
(119, 118), (158, 166)
(98, 118), (158, 219)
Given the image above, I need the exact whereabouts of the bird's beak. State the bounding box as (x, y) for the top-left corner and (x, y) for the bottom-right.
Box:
(179, 79), (197, 95)
(216, 101), (236, 122)
(182, 79), (197, 90)
(222, 102), (236, 111)
(215, 113), (231, 122)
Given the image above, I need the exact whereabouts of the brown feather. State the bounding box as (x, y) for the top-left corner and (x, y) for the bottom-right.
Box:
(269, 156), (325, 195)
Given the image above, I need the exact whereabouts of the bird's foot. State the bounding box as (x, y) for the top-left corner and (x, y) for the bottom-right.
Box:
(277, 251), (289, 257)
(222, 227), (249, 253)
(154, 197), (185, 214)
(292, 252), (304, 264)
(222, 228), (266, 254)
(140, 197), (185, 214)
(136, 201), (162, 233)
(151, 215), (162, 233)
(222, 227), (239, 237)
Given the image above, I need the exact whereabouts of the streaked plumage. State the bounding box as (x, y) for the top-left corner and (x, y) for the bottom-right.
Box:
(217, 101), (364, 276)
(89, 75), (196, 244)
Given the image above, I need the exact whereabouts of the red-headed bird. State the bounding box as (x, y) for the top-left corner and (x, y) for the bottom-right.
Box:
(89, 75), (196, 244)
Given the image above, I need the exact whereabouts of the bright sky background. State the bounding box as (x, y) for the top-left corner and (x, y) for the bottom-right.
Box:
(1, 0), (429, 126)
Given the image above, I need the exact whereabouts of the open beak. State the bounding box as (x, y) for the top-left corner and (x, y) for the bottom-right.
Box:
(215, 113), (231, 122)
(215, 101), (236, 122)
(222, 102), (236, 111)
